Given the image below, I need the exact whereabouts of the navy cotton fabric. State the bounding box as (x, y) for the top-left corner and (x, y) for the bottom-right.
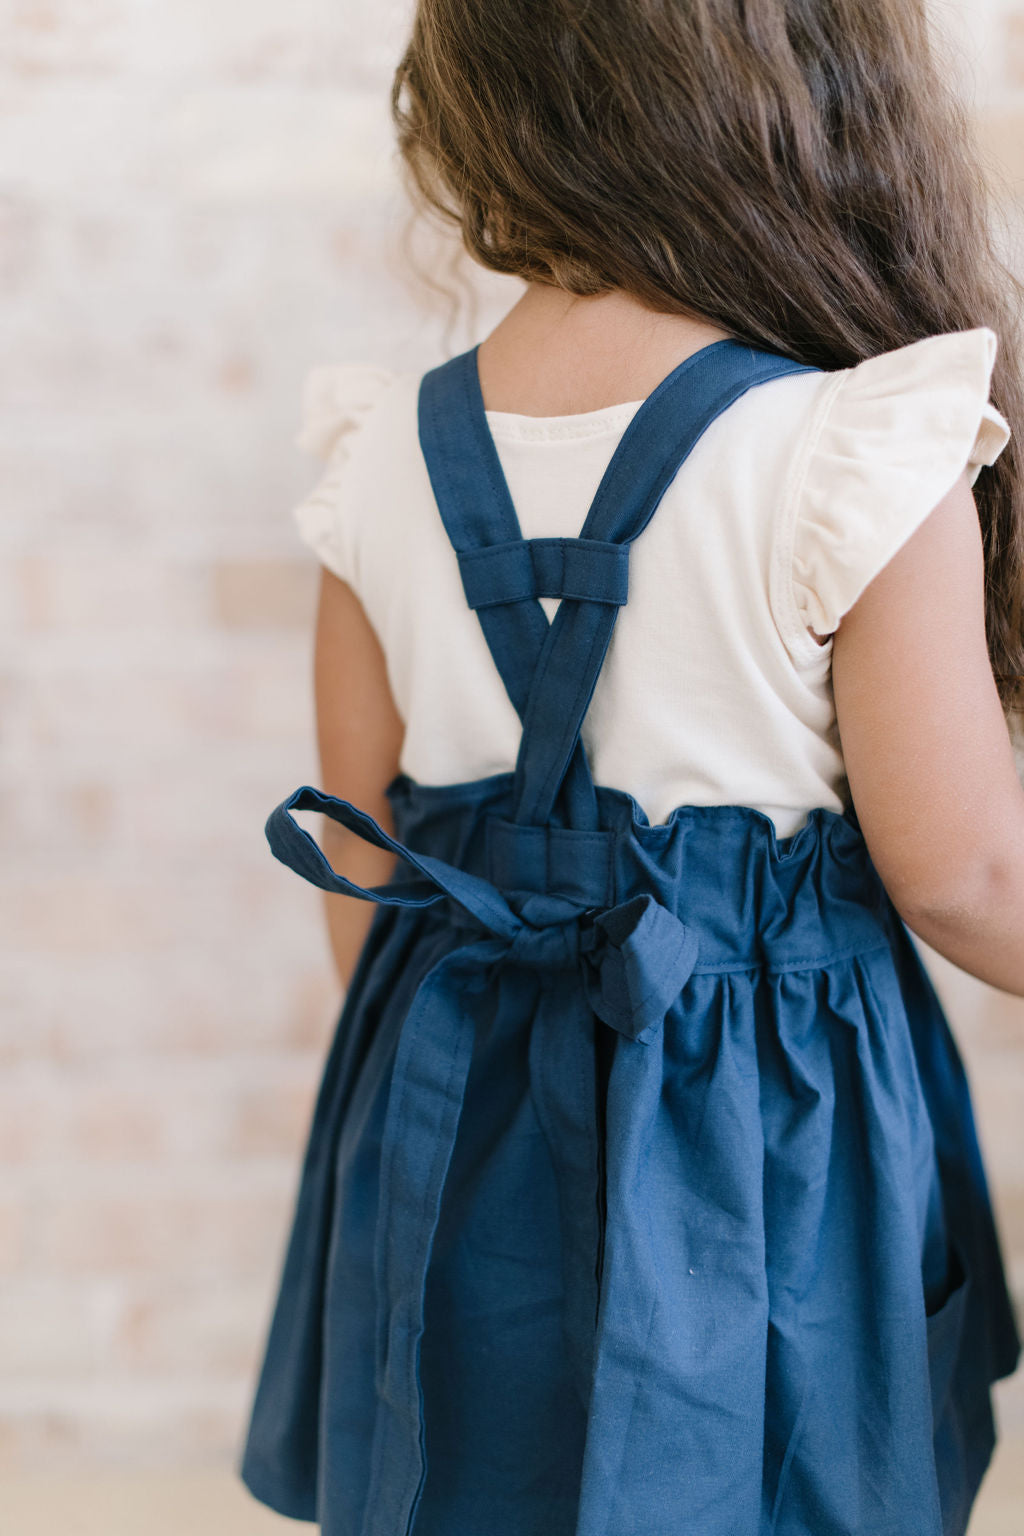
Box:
(239, 341), (1020, 1536)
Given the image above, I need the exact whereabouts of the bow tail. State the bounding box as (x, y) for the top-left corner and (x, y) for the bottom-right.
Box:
(572, 1027), (668, 1536)
(362, 938), (507, 1536)
(526, 985), (610, 1416)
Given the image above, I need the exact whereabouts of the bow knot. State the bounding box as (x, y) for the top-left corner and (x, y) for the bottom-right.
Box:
(500, 892), (700, 1044)
(579, 893), (701, 1043)
(266, 788), (701, 1045)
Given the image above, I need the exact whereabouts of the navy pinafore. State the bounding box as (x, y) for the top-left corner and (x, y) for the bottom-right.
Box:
(240, 340), (1020, 1536)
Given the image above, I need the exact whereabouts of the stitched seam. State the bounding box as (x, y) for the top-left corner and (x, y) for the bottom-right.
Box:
(427, 360), (549, 728)
(689, 938), (892, 975)
(573, 349), (740, 543)
(484, 402), (642, 443)
(769, 370), (846, 668)
(366, 970), (460, 1529)
(529, 612), (612, 821)
(584, 356), (810, 545)
(458, 351), (518, 541)
(529, 363), (812, 818)
(597, 1173), (663, 1536)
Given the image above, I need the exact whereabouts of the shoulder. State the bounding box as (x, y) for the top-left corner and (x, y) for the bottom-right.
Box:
(769, 327), (1011, 668)
(289, 363), (422, 583)
(812, 327), (1008, 476)
(294, 363), (420, 462)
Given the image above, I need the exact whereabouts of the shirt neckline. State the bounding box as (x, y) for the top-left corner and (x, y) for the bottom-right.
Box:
(483, 398), (644, 443)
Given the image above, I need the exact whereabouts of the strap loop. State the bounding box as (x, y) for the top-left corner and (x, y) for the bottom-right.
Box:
(419, 341), (821, 831)
(458, 538), (629, 610)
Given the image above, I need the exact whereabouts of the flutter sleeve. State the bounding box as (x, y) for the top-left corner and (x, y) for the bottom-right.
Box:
(290, 363), (395, 583)
(775, 327), (1011, 663)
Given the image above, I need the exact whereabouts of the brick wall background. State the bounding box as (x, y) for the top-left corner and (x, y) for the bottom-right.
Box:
(1, 0), (1023, 1480)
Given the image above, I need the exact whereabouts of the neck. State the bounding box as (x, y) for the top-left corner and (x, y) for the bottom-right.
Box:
(475, 283), (734, 416)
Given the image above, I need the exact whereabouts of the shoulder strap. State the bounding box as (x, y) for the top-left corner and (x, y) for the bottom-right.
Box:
(419, 341), (820, 829)
(417, 348), (551, 726)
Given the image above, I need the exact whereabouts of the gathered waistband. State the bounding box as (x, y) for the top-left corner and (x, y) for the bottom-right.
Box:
(385, 772), (896, 973)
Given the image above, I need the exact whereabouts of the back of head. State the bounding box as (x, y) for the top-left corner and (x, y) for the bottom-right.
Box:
(392, 0), (1024, 713)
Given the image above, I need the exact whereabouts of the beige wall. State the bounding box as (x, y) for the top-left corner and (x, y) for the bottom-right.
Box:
(1, 0), (1022, 1477)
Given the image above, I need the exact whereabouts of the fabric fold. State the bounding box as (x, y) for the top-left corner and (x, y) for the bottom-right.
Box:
(291, 363), (396, 584)
(240, 336), (1021, 1536)
(782, 327), (1011, 651)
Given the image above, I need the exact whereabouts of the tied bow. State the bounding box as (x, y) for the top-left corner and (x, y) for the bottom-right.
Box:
(264, 784), (701, 1536)
(266, 786), (701, 1043)
(499, 891), (701, 1044)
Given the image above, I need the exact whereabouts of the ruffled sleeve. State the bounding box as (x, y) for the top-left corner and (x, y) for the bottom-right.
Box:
(290, 363), (395, 583)
(776, 327), (1011, 663)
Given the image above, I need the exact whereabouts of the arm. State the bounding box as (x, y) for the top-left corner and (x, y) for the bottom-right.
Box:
(313, 567), (406, 990)
(830, 470), (1024, 996)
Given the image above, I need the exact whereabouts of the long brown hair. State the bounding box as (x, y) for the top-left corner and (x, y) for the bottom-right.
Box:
(392, 0), (1024, 714)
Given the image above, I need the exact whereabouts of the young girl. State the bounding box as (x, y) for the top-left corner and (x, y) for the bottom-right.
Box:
(239, 3), (1024, 1533)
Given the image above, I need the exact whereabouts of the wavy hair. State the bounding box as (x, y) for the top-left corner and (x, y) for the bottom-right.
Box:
(392, 0), (1024, 712)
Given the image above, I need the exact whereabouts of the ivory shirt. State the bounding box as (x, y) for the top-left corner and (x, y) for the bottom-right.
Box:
(291, 328), (1010, 839)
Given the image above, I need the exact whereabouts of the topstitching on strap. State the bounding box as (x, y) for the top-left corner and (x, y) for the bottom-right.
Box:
(457, 538), (630, 611)
(418, 342), (819, 832)
(420, 349), (607, 827)
(510, 347), (819, 826)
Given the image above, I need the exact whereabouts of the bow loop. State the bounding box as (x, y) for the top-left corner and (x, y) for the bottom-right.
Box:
(268, 788), (701, 1044)
(580, 894), (701, 1043)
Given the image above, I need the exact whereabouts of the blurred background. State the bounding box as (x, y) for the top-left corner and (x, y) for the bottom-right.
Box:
(1, 1), (1022, 1531)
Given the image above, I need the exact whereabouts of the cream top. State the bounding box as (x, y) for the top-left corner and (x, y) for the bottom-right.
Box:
(290, 329), (1010, 839)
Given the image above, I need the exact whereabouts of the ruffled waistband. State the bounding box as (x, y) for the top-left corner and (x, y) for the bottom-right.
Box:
(386, 772), (895, 972)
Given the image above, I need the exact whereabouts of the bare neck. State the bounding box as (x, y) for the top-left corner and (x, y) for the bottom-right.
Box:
(475, 283), (734, 417)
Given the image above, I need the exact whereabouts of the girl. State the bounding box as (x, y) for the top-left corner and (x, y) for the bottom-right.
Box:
(240, 3), (1024, 1533)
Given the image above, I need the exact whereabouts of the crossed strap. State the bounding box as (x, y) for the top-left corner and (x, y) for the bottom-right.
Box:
(418, 339), (817, 830)
(269, 339), (818, 1536)
(458, 537), (630, 610)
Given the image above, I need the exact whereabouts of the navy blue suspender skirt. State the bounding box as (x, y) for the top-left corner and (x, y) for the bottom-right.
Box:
(239, 340), (1020, 1536)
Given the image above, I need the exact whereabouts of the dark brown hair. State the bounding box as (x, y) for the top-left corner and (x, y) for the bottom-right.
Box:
(392, 0), (1024, 712)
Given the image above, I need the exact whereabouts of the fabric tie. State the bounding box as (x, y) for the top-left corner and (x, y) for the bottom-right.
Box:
(494, 891), (700, 1045)
(264, 785), (701, 1534)
(267, 787), (700, 1043)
